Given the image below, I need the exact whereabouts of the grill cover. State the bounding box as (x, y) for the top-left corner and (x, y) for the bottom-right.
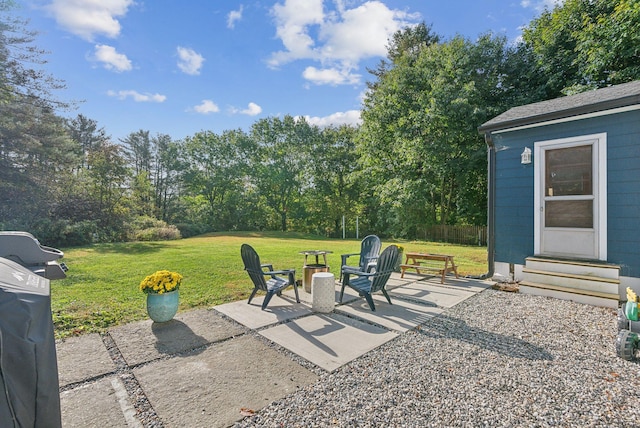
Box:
(0, 257), (61, 428)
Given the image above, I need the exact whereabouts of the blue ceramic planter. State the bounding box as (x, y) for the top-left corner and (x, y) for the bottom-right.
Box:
(146, 289), (179, 322)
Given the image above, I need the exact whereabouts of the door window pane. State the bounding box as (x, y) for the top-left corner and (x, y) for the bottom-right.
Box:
(545, 145), (592, 196)
(545, 200), (593, 228)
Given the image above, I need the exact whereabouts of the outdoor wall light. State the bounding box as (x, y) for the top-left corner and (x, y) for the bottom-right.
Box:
(521, 147), (532, 164)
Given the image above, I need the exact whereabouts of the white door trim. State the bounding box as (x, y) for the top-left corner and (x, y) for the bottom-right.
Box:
(533, 132), (607, 260)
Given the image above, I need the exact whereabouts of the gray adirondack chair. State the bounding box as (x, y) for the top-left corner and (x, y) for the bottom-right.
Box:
(340, 245), (400, 311)
(340, 235), (381, 282)
(241, 244), (300, 310)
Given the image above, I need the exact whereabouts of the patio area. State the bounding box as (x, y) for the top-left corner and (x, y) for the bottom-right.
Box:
(56, 272), (491, 427)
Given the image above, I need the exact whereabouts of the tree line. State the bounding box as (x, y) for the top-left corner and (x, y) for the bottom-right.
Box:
(2, 0), (640, 247)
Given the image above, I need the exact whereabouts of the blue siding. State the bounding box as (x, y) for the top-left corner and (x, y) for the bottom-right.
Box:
(492, 109), (640, 277)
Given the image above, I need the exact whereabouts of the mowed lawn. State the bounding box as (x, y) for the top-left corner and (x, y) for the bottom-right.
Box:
(52, 231), (488, 338)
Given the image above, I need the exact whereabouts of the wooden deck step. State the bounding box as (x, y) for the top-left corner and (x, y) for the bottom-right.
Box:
(519, 280), (619, 300)
(520, 257), (621, 308)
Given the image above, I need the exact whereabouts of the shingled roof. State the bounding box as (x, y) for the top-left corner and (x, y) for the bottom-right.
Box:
(478, 80), (640, 134)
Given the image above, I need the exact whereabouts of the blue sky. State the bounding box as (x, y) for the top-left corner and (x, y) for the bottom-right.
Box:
(20, 0), (561, 142)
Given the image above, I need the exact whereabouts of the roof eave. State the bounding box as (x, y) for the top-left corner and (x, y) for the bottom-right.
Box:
(478, 94), (640, 135)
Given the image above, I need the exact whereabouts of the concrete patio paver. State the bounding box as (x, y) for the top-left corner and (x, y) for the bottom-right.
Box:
(133, 334), (318, 428)
(284, 284), (361, 306)
(60, 376), (135, 428)
(56, 333), (116, 387)
(214, 295), (313, 329)
(335, 293), (444, 332)
(259, 312), (399, 372)
(109, 308), (245, 366)
(389, 278), (490, 308)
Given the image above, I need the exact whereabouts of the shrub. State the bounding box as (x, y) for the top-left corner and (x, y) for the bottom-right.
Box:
(134, 225), (181, 241)
(175, 223), (214, 238)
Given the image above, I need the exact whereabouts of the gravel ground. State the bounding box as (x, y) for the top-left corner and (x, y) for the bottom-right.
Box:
(235, 289), (640, 427)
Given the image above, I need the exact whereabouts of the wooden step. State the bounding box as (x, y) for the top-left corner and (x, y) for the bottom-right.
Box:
(522, 267), (619, 284)
(525, 257), (620, 279)
(519, 280), (619, 300)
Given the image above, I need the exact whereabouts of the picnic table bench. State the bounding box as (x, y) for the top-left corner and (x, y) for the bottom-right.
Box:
(400, 252), (459, 283)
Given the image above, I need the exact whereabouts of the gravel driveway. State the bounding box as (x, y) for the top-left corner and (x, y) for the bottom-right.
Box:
(236, 288), (640, 427)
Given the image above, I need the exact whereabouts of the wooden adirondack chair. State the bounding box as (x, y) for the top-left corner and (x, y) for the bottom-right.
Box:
(340, 245), (399, 311)
(339, 235), (381, 282)
(241, 244), (300, 310)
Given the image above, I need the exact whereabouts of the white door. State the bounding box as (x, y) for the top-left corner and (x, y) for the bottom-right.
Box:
(534, 133), (607, 260)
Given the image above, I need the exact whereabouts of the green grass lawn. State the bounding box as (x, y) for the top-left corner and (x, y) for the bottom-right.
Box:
(52, 231), (488, 338)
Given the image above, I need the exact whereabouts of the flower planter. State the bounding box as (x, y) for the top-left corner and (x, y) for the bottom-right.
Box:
(146, 289), (179, 322)
(394, 251), (403, 272)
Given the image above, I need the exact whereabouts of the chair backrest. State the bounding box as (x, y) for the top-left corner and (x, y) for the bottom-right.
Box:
(241, 244), (267, 291)
(359, 235), (381, 269)
(369, 245), (399, 293)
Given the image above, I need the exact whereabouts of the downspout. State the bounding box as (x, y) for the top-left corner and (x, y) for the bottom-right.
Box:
(479, 132), (496, 279)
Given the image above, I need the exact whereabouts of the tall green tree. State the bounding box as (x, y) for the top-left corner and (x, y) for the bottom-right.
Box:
(250, 115), (314, 231)
(86, 143), (131, 235)
(182, 129), (254, 229)
(359, 33), (520, 236)
(121, 129), (152, 177)
(522, 0), (640, 94)
(0, 0), (76, 230)
(302, 125), (361, 236)
(66, 114), (109, 170)
(151, 133), (182, 221)
(0, 0), (69, 110)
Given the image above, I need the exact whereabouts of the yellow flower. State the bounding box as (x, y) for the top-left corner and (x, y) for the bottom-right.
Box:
(140, 270), (183, 294)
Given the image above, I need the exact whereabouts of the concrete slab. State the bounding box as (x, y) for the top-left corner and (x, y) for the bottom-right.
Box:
(133, 334), (318, 428)
(56, 333), (115, 387)
(389, 281), (477, 308)
(214, 297), (313, 330)
(420, 276), (493, 293)
(285, 283), (361, 306)
(335, 294), (443, 332)
(109, 308), (245, 366)
(259, 313), (398, 372)
(60, 376), (135, 428)
(386, 272), (417, 289)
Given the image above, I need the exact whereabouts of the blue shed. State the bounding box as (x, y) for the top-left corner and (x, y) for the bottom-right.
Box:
(478, 81), (640, 308)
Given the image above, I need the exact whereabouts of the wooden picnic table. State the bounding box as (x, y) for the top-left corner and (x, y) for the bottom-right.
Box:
(400, 252), (459, 284)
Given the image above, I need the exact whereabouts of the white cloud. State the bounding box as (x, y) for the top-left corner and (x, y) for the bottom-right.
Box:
(93, 44), (132, 72)
(227, 5), (244, 29)
(268, 0), (420, 86)
(319, 1), (416, 63)
(107, 90), (166, 102)
(192, 100), (220, 114)
(521, 0), (564, 12)
(302, 66), (360, 86)
(177, 47), (205, 75)
(269, 0), (324, 65)
(45, 0), (134, 41)
(302, 110), (361, 127)
(231, 102), (262, 116)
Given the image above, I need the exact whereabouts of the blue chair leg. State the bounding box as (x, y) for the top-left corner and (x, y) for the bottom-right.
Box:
(248, 288), (259, 305)
(292, 282), (300, 303)
(289, 271), (300, 303)
(262, 291), (276, 310)
(363, 293), (376, 311)
(382, 289), (392, 305)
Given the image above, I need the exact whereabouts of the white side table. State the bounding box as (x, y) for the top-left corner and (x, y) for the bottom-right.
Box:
(311, 272), (335, 313)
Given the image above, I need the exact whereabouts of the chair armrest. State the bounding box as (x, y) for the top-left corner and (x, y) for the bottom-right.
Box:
(341, 252), (360, 265)
(341, 266), (363, 275)
(263, 268), (295, 277)
(261, 263), (274, 271)
(343, 268), (375, 278)
(363, 257), (378, 272)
